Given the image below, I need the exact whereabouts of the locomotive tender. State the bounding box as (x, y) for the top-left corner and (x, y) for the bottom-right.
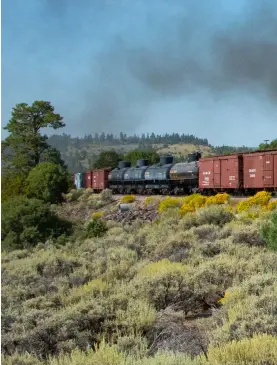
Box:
(75, 149), (277, 194)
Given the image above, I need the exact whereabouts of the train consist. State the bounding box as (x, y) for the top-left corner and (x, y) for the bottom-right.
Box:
(73, 149), (277, 195)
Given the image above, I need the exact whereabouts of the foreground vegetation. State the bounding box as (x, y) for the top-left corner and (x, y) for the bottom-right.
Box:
(2, 101), (277, 364)
(2, 192), (277, 364)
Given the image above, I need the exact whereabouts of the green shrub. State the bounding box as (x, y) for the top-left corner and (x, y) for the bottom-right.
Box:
(116, 298), (156, 333)
(233, 225), (265, 246)
(1, 172), (28, 202)
(1, 197), (72, 250)
(101, 189), (113, 201)
(86, 218), (108, 238)
(1, 353), (44, 365)
(207, 333), (277, 365)
(261, 211), (277, 250)
(132, 260), (193, 312)
(26, 162), (70, 203)
(196, 205), (234, 226)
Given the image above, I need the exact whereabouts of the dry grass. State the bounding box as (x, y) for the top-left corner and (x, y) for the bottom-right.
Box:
(153, 143), (213, 157)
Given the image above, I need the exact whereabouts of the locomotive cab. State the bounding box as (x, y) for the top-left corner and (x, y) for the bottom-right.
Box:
(169, 152), (201, 192)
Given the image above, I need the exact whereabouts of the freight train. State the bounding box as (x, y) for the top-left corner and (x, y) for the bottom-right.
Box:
(73, 149), (277, 195)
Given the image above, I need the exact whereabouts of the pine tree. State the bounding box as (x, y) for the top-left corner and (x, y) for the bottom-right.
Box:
(2, 101), (64, 173)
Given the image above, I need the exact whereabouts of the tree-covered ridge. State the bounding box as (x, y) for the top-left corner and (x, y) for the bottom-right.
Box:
(47, 134), (262, 173)
(48, 132), (209, 153)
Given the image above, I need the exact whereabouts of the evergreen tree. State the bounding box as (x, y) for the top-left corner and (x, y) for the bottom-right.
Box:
(2, 101), (64, 173)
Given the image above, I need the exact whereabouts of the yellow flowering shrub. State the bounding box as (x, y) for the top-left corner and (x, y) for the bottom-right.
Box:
(120, 195), (136, 203)
(180, 204), (195, 215)
(253, 191), (272, 205)
(268, 200), (277, 211)
(182, 193), (206, 206)
(206, 193), (230, 205)
(179, 194), (207, 215)
(91, 211), (105, 220)
(237, 191), (272, 213)
(158, 197), (185, 213)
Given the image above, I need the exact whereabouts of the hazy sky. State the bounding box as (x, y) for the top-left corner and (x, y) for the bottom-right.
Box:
(2, 0), (277, 146)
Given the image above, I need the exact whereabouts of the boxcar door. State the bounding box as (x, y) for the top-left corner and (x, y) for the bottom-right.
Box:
(263, 154), (274, 187)
(274, 154), (277, 188)
(213, 160), (221, 188)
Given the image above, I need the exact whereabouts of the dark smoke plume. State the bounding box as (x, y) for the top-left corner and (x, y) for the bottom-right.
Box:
(21, 0), (277, 134)
(128, 3), (277, 100)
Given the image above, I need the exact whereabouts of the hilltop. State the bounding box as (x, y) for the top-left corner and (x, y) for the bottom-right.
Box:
(47, 133), (255, 172)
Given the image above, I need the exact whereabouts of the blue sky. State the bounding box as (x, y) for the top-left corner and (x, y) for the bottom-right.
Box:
(2, 0), (277, 146)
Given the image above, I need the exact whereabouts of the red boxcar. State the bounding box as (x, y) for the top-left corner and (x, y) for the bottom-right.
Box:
(92, 168), (111, 191)
(84, 171), (93, 188)
(199, 154), (243, 191)
(243, 150), (277, 190)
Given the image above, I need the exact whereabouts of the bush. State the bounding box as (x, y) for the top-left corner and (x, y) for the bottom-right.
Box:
(196, 205), (234, 226)
(183, 194), (207, 208)
(2, 353), (44, 365)
(180, 194), (207, 215)
(132, 260), (192, 312)
(207, 334), (277, 365)
(115, 298), (156, 333)
(237, 191), (272, 213)
(120, 195), (136, 203)
(233, 225), (265, 246)
(65, 189), (84, 202)
(1, 172), (28, 202)
(268, 200), (277, 211)
(86, 218), (108, 238)
(158, 197), (184, 213)
(26, 162), (71, 203)
(205, 193), (230, 205)
(261, 211), (277, 250)
(92, 212), (105, 219)
(1, 197), (72, 250)
(180, 204), (195, 215)
(101, 189), (113, 201)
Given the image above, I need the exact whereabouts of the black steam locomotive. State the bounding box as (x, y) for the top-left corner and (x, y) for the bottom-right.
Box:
(108, 152), (202, 195)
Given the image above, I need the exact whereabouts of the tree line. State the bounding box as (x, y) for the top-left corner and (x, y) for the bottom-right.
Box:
(47, 132), (209, 154)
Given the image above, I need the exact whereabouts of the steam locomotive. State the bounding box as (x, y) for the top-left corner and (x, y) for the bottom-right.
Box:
(108, 152), (201, 195)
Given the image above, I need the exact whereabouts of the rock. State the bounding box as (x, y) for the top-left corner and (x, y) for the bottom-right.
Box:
(105, 205), (158, 224)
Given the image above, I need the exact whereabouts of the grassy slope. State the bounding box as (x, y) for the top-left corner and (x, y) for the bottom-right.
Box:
(2, 195), (277, 365)
(152, 143), (213, 157)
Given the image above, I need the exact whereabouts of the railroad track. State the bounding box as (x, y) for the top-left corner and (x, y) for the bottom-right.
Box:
(112, 194), (277, 202)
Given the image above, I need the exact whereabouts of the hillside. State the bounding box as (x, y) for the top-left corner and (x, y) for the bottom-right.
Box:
(47, 133), (255, 172)
(2, 190), (277, 365)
